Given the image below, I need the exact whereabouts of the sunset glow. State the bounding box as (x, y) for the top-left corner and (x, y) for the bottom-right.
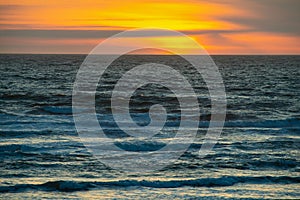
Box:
(0, 0), (299, 54)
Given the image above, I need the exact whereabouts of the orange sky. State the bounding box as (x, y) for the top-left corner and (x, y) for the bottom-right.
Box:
(0, 0), (299, 54)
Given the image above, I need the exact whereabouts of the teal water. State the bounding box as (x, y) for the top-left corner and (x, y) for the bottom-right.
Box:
(0, 55), (299, 199)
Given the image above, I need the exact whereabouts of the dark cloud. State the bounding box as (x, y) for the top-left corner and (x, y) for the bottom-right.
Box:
(0, 28), (254, 40)
(182, 29), (252, 35)
(0, 29), (123, 39)
(209, 0), (300, 35)
(0, 4), (24, 11)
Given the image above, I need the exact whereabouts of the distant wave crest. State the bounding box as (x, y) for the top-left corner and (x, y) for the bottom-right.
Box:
(1, 176), (299, 193)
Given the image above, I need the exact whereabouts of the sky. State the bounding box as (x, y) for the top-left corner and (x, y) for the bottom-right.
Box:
(0, 0), (299, 54)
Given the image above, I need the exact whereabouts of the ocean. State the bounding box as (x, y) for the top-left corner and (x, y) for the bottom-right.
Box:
(0, 54), (299, 199)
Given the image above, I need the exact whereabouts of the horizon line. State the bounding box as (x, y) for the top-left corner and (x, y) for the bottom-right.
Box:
(0, 53), (299, 56)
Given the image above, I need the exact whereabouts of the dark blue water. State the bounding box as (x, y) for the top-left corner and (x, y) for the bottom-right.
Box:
(0, 54), (299, 199)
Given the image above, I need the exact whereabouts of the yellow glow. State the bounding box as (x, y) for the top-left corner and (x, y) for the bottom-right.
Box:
(0, 0), (247, 30)
(0, 0), (299, 54)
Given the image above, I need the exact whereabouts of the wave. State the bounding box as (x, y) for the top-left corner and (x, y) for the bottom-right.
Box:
(1, 107), (299, 129)
(115, 140), (166, 151)
(197, 117), (300, 128)
(40, 106), (73, 115)
(0, 93), (48, 101)
(0, 106), (73, 116)
(0, 176), (299, 193)
(223, 117), (300, 128)
(98, 115), (300, 129)
(0, 144), (38, 153)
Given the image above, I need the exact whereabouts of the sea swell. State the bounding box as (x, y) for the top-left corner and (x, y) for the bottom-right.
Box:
(1, 176), (299, 193)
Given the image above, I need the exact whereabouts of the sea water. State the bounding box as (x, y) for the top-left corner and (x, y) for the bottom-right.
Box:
(0, 54), (299, 199)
